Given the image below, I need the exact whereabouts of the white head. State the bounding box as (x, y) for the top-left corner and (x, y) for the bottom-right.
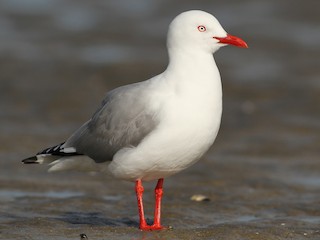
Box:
(167, 10), (248, 55)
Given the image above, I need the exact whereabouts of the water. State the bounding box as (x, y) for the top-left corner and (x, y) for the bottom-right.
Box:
(0, 190), (84, 202)
(0, 0), (319, 239)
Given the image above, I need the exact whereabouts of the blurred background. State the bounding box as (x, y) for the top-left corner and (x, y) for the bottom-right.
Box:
(0, 0), (319, 239)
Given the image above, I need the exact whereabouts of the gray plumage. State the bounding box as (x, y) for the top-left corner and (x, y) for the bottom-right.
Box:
(63, 81), (159, 163)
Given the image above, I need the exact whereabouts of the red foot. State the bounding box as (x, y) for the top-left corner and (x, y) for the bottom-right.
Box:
(139, 224), (167, 231)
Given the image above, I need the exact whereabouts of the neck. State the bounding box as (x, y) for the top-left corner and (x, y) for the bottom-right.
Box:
(165, 47), (220, 82)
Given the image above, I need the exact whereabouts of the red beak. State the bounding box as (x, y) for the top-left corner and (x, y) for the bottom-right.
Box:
(214, 34), (248, 48)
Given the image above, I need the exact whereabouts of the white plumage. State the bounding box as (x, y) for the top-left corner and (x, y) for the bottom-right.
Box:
(23, 10), (247, 231)
(23, 10), (247, 182)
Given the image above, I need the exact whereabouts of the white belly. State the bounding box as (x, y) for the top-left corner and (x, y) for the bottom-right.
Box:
(108, 77), (222, 181)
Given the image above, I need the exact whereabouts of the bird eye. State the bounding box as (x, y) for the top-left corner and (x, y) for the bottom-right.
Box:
(197, 25), (206, 32)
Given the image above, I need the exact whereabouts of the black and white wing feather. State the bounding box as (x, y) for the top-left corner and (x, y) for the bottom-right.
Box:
(22, 142), (83, 164)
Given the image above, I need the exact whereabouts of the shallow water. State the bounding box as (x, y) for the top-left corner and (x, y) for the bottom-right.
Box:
(1, 0), (320, 239)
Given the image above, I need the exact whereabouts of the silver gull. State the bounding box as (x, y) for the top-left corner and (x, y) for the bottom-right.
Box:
(23, 10), (248, 230)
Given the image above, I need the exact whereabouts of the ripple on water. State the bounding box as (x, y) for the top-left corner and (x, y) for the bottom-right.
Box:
(0, 190), (84, 202)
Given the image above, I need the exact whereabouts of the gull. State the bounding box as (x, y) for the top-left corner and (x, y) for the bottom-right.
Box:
(23, 10), (248, 230)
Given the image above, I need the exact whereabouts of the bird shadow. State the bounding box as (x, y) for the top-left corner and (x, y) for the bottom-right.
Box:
(58, 211), (139, 227)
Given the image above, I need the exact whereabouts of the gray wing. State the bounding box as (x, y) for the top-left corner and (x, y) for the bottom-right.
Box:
(64, 82), (159, 163)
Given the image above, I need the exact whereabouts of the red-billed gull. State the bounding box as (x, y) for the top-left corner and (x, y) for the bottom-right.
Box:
(23, 10), (248, 230)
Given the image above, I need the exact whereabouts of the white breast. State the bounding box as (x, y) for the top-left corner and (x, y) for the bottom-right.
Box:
(108, 60), (222, 181)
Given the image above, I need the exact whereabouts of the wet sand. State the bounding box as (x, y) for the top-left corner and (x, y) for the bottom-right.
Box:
(1, 0), (320, 239)
(1, 156), (320, 239)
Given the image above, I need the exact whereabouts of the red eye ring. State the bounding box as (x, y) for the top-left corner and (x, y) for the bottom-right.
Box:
(197, 25), (206, 32)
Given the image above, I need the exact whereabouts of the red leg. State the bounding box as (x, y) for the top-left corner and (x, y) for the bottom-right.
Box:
(135, 179), (148, 229)
(152, 178), (165, 229)
(135, 178), (167, 231)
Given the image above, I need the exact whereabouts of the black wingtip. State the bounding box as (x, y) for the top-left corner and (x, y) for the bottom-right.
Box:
(22, 156), (39, 164)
